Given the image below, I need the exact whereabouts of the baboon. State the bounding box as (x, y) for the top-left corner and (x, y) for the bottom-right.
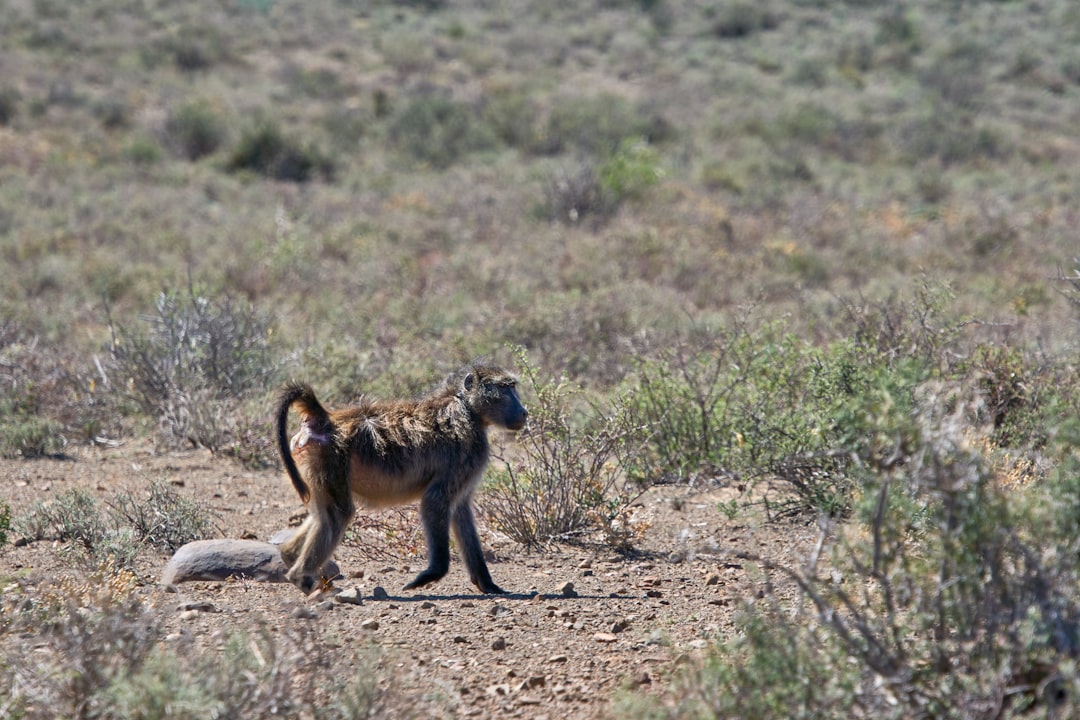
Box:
(276, 362), (528, 595)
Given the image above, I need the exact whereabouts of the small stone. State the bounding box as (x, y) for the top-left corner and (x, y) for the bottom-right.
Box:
(526, 676), (546, 688)
(360, 618), (379, 630)
(316, 600), (335, 612)
(645, 589), (663, 598)
(610, 619), (629, 634)
(372, 586), (389, 600)
(453, 635), (468, 643)
(14, 537), (29, 548)
(420, 601), (436, 609)
(548, 654), (568, 663)
(705, 573), (721, 586)
(491, 636), (507, 651)
(292, 606), (318, 620)
(178, 600), (218, 613)
(593, 632), (617, 643)
(334, 587), (364, 605)
(646, 630), (670, 646)
(557, 581), (578, 598)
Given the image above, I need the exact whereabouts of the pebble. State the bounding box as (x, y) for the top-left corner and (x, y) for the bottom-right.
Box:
(548, 654), (568, 663)
(360, 618), (380, 630)
(178, 600), (218, 613)
(334, 587), (364, 605)
(372, 586), (390, 600)
(705, 572), (721, 586)
(557, 581), (578, 598)
(292, 606), (318, 620)
(593, 632), (617, 643)
(492, 636), (507, 651)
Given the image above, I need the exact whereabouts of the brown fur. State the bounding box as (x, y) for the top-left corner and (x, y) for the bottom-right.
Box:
(276, 362), (527, 594)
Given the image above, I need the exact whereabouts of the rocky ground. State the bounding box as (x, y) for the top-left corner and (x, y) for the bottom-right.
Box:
(0, 442), (818, 718)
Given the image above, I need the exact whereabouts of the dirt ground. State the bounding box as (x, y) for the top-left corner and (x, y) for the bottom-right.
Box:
(0, 441), (819, 718)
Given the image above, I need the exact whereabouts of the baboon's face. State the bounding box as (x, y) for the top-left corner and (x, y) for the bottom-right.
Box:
(464, 369), (528, 431)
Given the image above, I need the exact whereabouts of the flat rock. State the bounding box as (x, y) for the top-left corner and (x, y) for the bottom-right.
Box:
(161, 539), (339, 585)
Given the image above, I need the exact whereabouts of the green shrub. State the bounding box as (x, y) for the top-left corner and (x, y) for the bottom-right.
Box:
(598, 138), (664, 202)
(227, 120), (333, 182)
(165, 99), (227, 160)
(126, 135), (162, 166)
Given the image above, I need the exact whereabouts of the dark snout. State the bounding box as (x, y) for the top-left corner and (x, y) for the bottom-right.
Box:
(506, 405), (528, 431)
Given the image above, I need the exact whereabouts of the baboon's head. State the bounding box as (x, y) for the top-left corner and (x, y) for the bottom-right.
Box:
(460, 364), (528, 431)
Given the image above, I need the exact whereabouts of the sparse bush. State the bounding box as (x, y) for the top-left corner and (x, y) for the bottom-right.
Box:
(0, 86), (19, 125)
(389, 94), (496, 168)
(165, 99), (227, 160)
(110, 480), (217, 553)
(0, 501), (9, 547)
(712, 1), (780, 39)
(540, 161), (613, 224)
(484, 347), (646, 550)
(0, 565), (380, 719)
(14, 488), (141, 568)
(623, 342), (1080, 720)
(534, 93), (671, 156)
(104, 287), (278, 451)
(538, 139), (663, 225)
(482, 87), (541, 149)
(0, 324), (67, 458)
(227, 120), (333, 182)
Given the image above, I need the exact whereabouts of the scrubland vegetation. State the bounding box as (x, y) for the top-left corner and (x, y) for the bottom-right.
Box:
(2, 0), (1080, 716)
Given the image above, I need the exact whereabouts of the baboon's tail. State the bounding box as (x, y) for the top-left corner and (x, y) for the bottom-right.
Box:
(276, 382), (332, 505)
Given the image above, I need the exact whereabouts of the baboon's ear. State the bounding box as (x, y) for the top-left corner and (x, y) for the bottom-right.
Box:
(462, 372), (476, 391)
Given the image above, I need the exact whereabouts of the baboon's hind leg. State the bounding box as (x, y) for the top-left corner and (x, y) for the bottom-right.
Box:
(283, 499), (354, 593)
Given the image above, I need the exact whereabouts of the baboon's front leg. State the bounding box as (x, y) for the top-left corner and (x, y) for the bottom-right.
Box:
(403, 484), (451, 591)
(452, 499), (505, 595)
